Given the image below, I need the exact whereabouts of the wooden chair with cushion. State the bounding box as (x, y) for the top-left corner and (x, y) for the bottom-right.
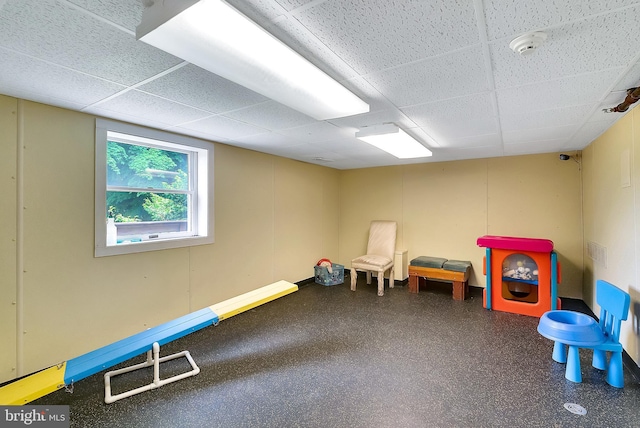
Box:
(350, 221), (397, 296)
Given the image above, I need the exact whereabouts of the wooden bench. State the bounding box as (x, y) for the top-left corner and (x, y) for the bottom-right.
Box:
(408, 256), (471, 301)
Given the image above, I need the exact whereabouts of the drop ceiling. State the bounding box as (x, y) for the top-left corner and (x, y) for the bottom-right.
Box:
(1, 0), (639, 169)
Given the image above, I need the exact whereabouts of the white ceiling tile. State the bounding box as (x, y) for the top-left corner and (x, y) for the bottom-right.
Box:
(250, 143), (321, 161)
(598, 91), (636, 116)
(366, 48), (489, 107)
(276, 142), (339, 158)
(291, 151), (396, 170)
(178, 130), (236, 145)
(569, 120), (613, 147)
(1, 0), (639, 168)
(567, 131), (601, 149)
(328, 109), (409, 130)
(503, 124), (576, 145)
(295, 156), (351, 169)
(83, 106), (184, 132)
(432, 145), (505, 162)
(262, 15), (361, 81)
(0, 0), (182, 86)
(175, 115), (268, 140)
(225, 0), (288, 23)
(444, 133), (502, 149)
(587, 104), (623, 124)
(0, 88), (87, 112)
(602, 90), (628, 106)
(273, 0), (318, 12)
(223, 101), (318, 130)
(0, 47), (125, 107)
(66, 0), (143, 32)
(503, 138), (567, 156)
(491, 7), (640, 89)
(233, 131), (302, 147)
(292, 0), (479, 74)
(613, 61), (640, 90)
(321, 158), (370, 170)
(500, 104), (594, 132)
(138, 64), (269, 114)
(278, 121), (354, 143)
(496, 69), (624, 113)
(407, 127), (445, 149)
(308, 136), (384, 156)
(337, 75), (396, 113)
(402, 93), (497, 142)
(568, 108), (621, 148)
(86, 90), (212, 127)
(483, 0), (640, 41)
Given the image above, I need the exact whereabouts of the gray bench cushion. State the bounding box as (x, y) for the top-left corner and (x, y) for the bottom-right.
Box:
(442, 260), (472, 272)
(410, 256), (448, 269)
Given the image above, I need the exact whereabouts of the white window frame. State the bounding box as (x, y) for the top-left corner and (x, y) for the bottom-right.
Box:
(95, 119), (214, 257)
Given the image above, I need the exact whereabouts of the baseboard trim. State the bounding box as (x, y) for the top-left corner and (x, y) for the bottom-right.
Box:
(298, 268), (409, 288)
(296, 277), (316, 288)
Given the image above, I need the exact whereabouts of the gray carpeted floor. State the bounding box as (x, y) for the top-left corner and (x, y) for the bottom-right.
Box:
(34, 275), (640, 427)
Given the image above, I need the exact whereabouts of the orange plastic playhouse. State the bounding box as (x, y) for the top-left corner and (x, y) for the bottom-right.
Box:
(477, 235), (561, 317)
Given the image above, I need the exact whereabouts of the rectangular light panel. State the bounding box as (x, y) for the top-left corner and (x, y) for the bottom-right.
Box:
(136, 0), (369, 120)
(356, 124), (432, 159)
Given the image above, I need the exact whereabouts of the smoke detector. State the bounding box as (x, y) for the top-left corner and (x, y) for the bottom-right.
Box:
(509, 32), (547, 56)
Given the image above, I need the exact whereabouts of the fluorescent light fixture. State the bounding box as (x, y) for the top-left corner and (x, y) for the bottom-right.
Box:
(356, 124), (432, 159)
(136, 0), (369, 120)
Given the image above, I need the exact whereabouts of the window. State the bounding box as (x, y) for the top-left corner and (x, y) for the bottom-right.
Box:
(95, 119), (213, 256)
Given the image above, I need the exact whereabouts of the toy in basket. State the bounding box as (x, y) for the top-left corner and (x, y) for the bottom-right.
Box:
(314, 259), (345, 286)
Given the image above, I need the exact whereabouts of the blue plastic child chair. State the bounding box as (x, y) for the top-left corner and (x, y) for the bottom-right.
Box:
(537, 279), (630, 388)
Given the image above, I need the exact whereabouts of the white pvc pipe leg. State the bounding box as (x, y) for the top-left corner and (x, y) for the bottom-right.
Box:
(104, 342), (201, 404)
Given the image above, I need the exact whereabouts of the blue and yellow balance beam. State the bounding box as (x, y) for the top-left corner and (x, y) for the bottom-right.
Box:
(0, 280), (298, 405)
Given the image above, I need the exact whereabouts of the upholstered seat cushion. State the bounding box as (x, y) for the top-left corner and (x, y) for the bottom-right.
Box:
(410, 256), (447, 269)
(352, 254), (392, 268)
(350, 220), (397, 296)
(442, 260), (472, 272)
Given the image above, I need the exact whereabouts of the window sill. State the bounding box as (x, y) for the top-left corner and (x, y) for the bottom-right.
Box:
(95, 234), (214, 257)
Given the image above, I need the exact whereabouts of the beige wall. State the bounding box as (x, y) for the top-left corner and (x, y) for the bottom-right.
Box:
(0, 96), (17, 382)
(0, 96), (341, 382)
(3, 91), (618, 383)
(582, 108), (640, 364)
(338, 166), (404, 266)
(339, 154), (584, 297)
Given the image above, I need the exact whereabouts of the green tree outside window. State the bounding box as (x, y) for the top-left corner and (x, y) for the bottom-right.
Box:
(106, 141), (189, 222)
